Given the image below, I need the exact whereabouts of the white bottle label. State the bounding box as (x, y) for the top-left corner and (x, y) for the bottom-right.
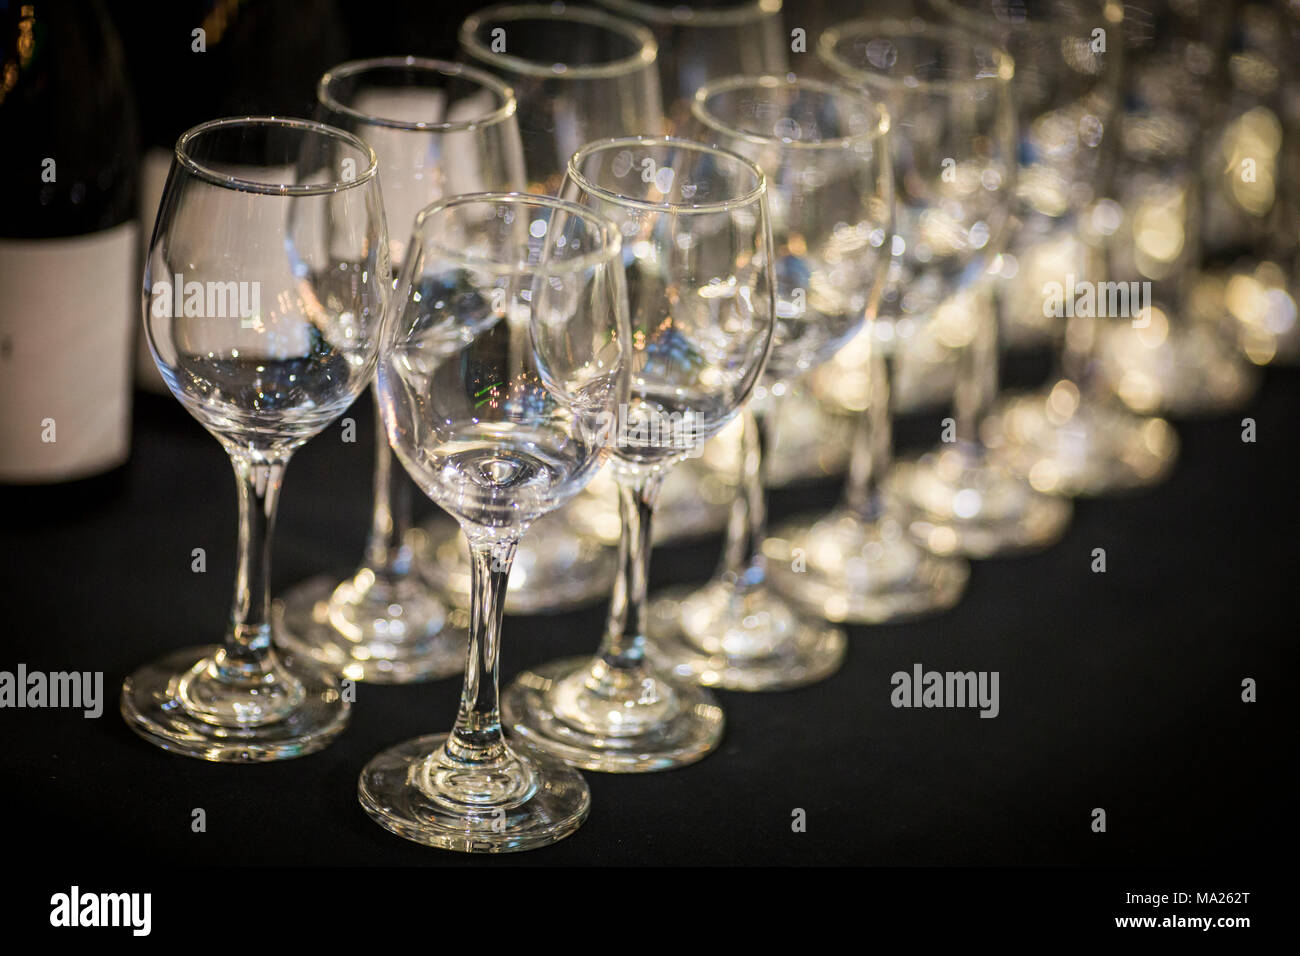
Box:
(0, 221), (139, 482)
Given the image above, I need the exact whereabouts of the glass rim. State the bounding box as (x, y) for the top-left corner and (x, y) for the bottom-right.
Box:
(174, 116), (379, 196)
(928, 0), (1124, 38)
(408, 190), (624, 277)
(820, 19), (1015, 93)
(459, 3), (658, 81)
(691, 73), (891, 151)
(596, 0), (782, 28)
(316, 56), (518, 133)
(567, 135), (767, 214)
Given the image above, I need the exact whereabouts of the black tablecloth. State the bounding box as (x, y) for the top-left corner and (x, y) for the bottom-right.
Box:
(2, 364), (1294, 867)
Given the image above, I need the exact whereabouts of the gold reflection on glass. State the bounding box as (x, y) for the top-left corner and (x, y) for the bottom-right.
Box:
(1221, 107), (1280, 218)
(1227, 51), (1279, 97)
(931, 288), (978, 350)
(17, 5), (34, 65)
(1045, 379), (1080, 425)
(1225, 262), (1298, 365)
(1132, 184), (1186, 278)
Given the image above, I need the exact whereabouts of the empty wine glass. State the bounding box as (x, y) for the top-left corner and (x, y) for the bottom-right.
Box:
(358, 193), (629, 851)
(819, 18), (1068, 558)
(934, 0), (1179, 497)
(645, 73), (892, 690)
(595, 0), (787, 133)
(432, 2), (665, 615)
(766, 18), (1016, 620)
(1208, 3), (1300, 366)
(276, 57), (526, 684)
(1091, 0), (1258, 415)
(590, 1), (794, 529)
(776, 1), (973, 471)
(123, 117), (388, 760)
(502, 137), (776, 770)
(458, 3), (663, 194)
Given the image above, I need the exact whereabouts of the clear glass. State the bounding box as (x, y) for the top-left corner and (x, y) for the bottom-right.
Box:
(358, 193), (629, 851)
(502, 136), (775, 770)
(1206, 3), (1300, 366)
(438, 3), (664, 614)
(645, 73), (892, 690)
(275, 57), (526, 684)
(754, 5), (966, 481)
(458, 3), (664, 194)
(1091, 0), (1258, 414)
(933, 0), (1180, 496)
(595, 0), (787, 133)
(767, 19), (1019, 620)
(816, 17), (1071, 559)
(122, 117), (388, 760)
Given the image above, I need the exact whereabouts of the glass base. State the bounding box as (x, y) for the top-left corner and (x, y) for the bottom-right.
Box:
(274, 570), (466, 684)
(357, 733), (589, 853)
(501, 656), (724, 773)
(646, 583), (846, 691)
(1097, 320), (1259, 416)
(888, 448), (1073, 558)
(120, 645), (349, 762)
(419, 516), (616, 614)
(983, 387), (1179, 497)
(765, 508), (969, 624)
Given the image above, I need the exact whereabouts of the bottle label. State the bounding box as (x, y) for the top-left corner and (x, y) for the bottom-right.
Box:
(0, 222), (139, 482)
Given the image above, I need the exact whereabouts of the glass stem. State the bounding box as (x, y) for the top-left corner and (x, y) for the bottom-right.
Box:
(953, 286), (1001, 457)
(596, 470), (664, 673)
(220, 454), (288, 679)
(843, 335), (894, 521)
(716, 402), (771, 594)
(364, 391), (414, 576)
(444, 535), (517, 765)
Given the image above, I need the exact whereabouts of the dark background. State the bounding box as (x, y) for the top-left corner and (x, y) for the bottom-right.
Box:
(2, 357), (1295, 868)
(0, 0), (1295, 877)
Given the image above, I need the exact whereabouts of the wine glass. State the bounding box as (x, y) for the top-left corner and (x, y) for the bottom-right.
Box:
(1211, 2), (1300, 366)
(432, 2), (665, 615)
(358, 193), (629, 851)
(766, 18), (1017, 620)
(458, 3), (663, 194)
(502, 137), (776, 770)
(934, 0), (1179, 497)
(123, 117), (388, 760)
(595, 0), (788, 133)
(591, 1), (793, 524)
(819, 18), (1068, 558)
(644, 73), (892, 690)
(770, 1), (968, 472)
(1091, 0), (1258, 414)
(275, 57), (526, 684)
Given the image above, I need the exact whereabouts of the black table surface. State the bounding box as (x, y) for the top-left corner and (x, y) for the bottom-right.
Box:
(2, 362), (1295, 868)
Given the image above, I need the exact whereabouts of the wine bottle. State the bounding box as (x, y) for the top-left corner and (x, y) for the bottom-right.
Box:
(0, 0), (140, 484)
